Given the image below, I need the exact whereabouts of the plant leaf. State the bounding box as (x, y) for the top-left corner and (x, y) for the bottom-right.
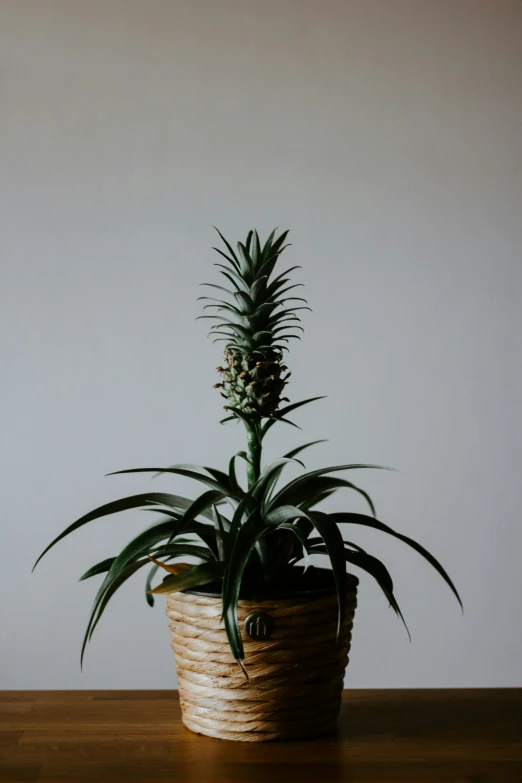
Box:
(149, 561), (225, 595)
(107, 467), (232, 495)
(270, 464), (395, 511)
(85, 508), (218, 652)
(79, 558), (116, 581)
(307, 511), (346, 637)
(161, 491), (227, 549)
(203, 467), (232, 492)
(213, 227), (240, 268)
(145, 563), (160, 607)
(266, 417), (301, 433)
(261, 398), (326, 437)
(147, 556), (193, 575)
(280, 476), (376, 517)
(283, 440), (327, 460)
(274, 522), (310, 570)
(213, 505), (228, 560)
(309, 541), (410, 637)
(329, 512), (462, 610)
(251, 458), (298, 501)
(81, 557), (150, 667)
(264, 504), (304, 525)
(33, 493), (199, 570)
(299, 489), (337, 511)
(211, 246), (240, 271)
(228, 452), (246, 493)
(222, 521), (266, 661)
(261, 228), (277, 256)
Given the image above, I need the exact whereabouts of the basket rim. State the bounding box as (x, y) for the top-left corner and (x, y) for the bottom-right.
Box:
(184, 566), (359, 601)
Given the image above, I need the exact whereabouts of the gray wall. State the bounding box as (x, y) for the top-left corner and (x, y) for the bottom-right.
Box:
(1, 0), (521, 689)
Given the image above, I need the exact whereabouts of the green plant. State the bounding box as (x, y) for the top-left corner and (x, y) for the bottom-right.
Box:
(34, 229), (461, 672)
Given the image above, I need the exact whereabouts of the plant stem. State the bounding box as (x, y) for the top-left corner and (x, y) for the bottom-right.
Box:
(245, 424), (261, 489)
(245, 422), (273, 583)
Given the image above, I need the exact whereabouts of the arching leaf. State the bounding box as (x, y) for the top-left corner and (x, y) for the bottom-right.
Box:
(107, 467), (232, 495)
(33, 493), (202, 570)
(270, 464), (395, 510)
(262, 398), (325, 437)
(329, 512), (462, 610)
(149, 561), (225, 595)
(307, 511), (346, 637)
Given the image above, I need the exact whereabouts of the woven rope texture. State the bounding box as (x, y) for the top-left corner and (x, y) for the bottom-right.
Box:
(166, 582), (357, 741)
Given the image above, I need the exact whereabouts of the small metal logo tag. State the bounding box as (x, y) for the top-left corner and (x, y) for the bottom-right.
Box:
(244, 612), (274, 641)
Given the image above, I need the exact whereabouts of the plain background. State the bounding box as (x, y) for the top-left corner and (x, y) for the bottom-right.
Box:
(1, 0), (521, 689)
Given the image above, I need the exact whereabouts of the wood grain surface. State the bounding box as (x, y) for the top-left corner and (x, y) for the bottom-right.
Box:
(1, 689), (520, 782)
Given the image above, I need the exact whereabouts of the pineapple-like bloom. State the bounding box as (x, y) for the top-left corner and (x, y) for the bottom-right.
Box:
(200, 228), (309, 419)
(215, 348), (289, 417)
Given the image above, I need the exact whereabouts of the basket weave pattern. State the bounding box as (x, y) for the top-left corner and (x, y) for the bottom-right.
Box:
(166, 580), (358, 741)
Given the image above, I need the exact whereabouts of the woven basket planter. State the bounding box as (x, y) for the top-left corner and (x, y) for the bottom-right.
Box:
(165, 573), (358, 741)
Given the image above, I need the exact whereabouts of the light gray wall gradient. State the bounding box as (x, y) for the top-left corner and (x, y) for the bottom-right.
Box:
(1, 0), (521, 689)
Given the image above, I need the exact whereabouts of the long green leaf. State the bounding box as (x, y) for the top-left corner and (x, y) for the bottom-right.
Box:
(99, 520), (181, 596)
(213, 505), (227, 561)
(149, 561), (225, 595)
(217, 267), (249, 293)
(283, 440), (327, 460)
(266, 266), (302, 296)
(261, 228), (277, 257)
(320, 479), (376, 516)
(251, 230), (261, 266)
(80, 558), (150, 667)
(203, 467), (232, 492)
(83, 530), (217, 662)
(107, 467), (231, 495)
(87, 515), (198, 640)
(33, 493), (199, 570)
(249, 276), (268, 304)
(261, 398), (326, 437)
(274, 522), (310, 571)
(264, 504), (304, 525)
(257, 248), (286, 281)
(145, 541), (217, 607)
(144, 541), (216, 607)
(233, 290), (255, 313)
(270, 464), (395, 511)
(308, 511), (346, 637)
(278, 476), (376, 516)
(269, 229), (290, 256)
(162, 491), (226, 550)
(79, 558), (116, 581)
(264, 504), (346, 631)
(83, 539), (211, 655)
(237, 242), (254, 280)
(228, 452), (247, 493)
(222, 521), (266, 663)
(145, 509), (220, 557)
(199, 282), (237, 299)
(299, 489), (337, 511)
(211, 246), (240, 271)
(329, 512), (462, 610)
(251, 458), (298, 501)
(145, 563), (160, 607)
(267, 417), (301, 433)
(226, 494), (257, 555)
(309, 542), (409, 637)
(213, 227), (240, 268)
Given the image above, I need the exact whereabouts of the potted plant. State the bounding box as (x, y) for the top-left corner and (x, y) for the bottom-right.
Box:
(34, 229), (461, 741)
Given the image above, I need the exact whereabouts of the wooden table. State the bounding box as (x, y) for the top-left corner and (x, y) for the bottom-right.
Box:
(1, 690), (521, 782)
